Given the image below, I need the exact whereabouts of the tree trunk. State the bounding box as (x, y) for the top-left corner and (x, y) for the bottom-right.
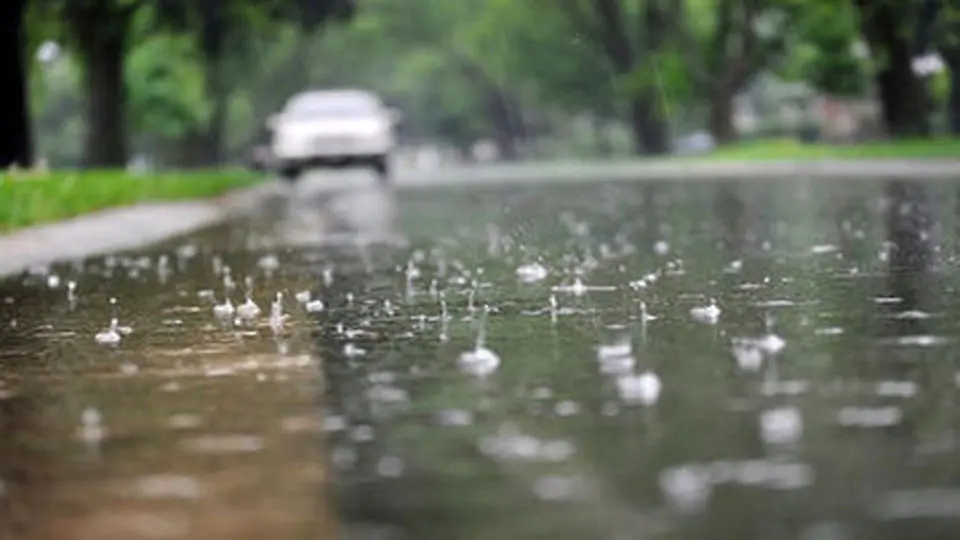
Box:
(708, 89), (737, 145)
(197, 60), (227, 165)
(946, 52), (960, 134)
(854, 0), (928, 137)
(0, 0), (33, 168)
(629, 96), (669, 155)
(75, 8), (130, 168)
(483, 86), (519, 161)
(197, 1), (227, 165)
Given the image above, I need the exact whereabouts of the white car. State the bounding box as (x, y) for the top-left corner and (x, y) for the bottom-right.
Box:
(267, 89), (400, 183)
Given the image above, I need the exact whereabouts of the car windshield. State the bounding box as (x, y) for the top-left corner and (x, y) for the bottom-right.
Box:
(286, 94), (379, 119)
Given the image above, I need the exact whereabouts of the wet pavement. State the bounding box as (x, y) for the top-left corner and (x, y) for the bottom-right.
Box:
(4, 172), (960, 539)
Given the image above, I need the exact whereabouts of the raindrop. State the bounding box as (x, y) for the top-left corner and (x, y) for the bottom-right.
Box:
(66, 280), (78, 308)
(458, 305), (501, 377)
(377, 455), (405, 478)
(731, 339), (767, 371)
(324, 415), (347, 432)
(351, 425), (375, 442)
(760, 407), (803, 446)
(78, 407), (105, 444)
(305, 298), (324, 313)
(213, 299), (234, 319)
(659, 466), (711, 513)
(533, 474), (583, 502)
(437, 409), (474, 427)
(690, 299), (721, 325)
(616, 371), (661, 406)
(236, 276), (261, 321)
(269, 292), (287, 334)
(554, 400), (581, 417)
(257, 254), (280, 274)
(458, 346), (501, 377)
(94, 318), (122, 346)
(875, 380), (917, 398)
(343, 343), (367, 357)
(836, 406), (902, 427)
(331, 446), (357, 469)
(516, 261), (549, 283)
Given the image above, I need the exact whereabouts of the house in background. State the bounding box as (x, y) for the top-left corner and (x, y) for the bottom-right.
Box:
(732, 74), (881, 142)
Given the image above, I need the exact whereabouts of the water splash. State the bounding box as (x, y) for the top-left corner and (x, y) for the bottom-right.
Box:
(690, 298), (721, 325)
(269, 292), (287, 334)
(66, 280), (78, 310)
(94, 318), (122, 346)
(457, 305), (500, 377)
(439, 292), (450, 342)
(237, 276), (262, 321)
(615, 371), (661, 406)
(516, 261), (548, 283)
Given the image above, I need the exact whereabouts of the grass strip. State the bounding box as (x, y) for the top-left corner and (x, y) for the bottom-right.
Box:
(702, 137), (960, 160)
(0, 169), (262, 232)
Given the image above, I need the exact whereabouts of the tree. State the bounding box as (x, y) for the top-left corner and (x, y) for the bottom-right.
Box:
(551, 0), (674, 155)
(154, 0), (355, 165)
(29, 0), (144, 168)
(918, 0), (960, 133)
(778, 0), (867, 98)
(852, 0), (930, 136)
(126, 33), (212, 158)
(474, 0), (622, 154)
(346, 0), (531, 159)
(679, 0), (789, 144)
(0, 0), (33, 168)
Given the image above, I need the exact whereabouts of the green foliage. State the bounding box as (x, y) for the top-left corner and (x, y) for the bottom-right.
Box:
(778, 0), (867, 96)
(22, 0), (960, 168)
(0, 170), (261, 231)
(479, 0), (619, 114)
(126, 34), (211, 139)
(30, 56), (84, 166)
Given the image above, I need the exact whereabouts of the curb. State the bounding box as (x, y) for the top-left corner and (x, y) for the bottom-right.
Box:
(0, 180), (281, 279)
(399, 159), (960, 186)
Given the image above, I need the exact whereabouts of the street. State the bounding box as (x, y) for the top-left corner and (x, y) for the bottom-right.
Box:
(3, 169), (960, 539)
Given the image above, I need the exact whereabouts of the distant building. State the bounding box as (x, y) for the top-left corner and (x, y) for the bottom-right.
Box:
(733, 74), (881, 141)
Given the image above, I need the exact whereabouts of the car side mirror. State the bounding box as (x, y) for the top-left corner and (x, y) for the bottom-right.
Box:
(265, 114), (280, 130)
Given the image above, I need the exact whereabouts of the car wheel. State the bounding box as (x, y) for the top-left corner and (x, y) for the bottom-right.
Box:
(371, 156), (390, 184)
(279, 164), (301, 182)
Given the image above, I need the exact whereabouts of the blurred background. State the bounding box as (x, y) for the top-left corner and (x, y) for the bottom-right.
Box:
(2, 0), (958, 171)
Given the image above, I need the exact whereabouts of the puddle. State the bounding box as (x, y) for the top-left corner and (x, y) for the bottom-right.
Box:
(4, 177), (960, 538)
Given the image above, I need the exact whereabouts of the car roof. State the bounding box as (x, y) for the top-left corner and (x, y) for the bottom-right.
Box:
(285, 89), (382, 109)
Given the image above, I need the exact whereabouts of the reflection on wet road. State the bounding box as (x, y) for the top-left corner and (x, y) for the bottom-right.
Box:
(5, 172), (960, 539)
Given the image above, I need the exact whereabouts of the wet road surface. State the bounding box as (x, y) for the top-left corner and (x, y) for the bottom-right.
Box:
(4, 171), (960, 539)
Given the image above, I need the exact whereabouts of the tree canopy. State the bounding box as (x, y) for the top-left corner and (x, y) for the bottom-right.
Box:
(3, 0), (958, 169)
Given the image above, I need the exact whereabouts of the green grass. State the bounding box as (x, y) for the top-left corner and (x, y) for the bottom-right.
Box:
(702, 137), (960, 160)
(0, 169), (262, 232)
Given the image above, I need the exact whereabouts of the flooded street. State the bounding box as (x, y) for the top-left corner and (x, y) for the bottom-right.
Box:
(4, 173), (960, 539)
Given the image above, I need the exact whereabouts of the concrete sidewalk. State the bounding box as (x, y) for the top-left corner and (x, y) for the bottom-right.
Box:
(0, 181), (282, 278)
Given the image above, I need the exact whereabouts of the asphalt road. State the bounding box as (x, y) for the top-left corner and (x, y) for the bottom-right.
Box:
(3, 167), (960, 539)
(2, 158), (958, 279)
(317, 157), (960, 190)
